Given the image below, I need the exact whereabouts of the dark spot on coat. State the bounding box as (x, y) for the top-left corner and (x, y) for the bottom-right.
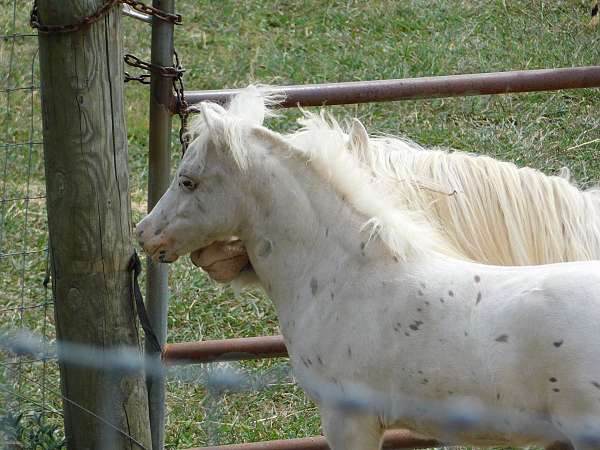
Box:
(549, 377), (558, 383)
(424, 301), (430, 306)
(306, 357), (312, 365)
(448, 290), (454, 297)
(447, 390), (454, 395)
(496, 393), (501, 400)
(439, 298), (445, 303)
(418, 370), (423, 375)
(404, 332), (410, 337)
(418, 290), (424, 296)
(553, 388), (560, 393)
(592, 381), (600, 389)
(476, 292), (482, 305)
(325, 228), (329, 237)
(347, 347), (352, 358)
(474, 275), (481, 283)
(258, 239), (273, 257)
(317, 356), (323, 365)
(409, 320), (423, 331)
(495, 334), (509, 343)
(422, 379), (429, 384)
(330, 291), (334, 301)
(360, 242), (366, 251)
(310, 277), (318, 296)
(417, 307), (422, 312)
(554, 340), (563, 348)
(393, 256), (399, 263)
(464, 331), (469, 337)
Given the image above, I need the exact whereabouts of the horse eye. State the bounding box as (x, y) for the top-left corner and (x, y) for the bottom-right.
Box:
(179, 178), (197, 191)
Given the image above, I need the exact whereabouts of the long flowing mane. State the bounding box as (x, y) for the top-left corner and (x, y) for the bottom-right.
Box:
(284, 111), (600, 266)
(192, 87), (600, 266)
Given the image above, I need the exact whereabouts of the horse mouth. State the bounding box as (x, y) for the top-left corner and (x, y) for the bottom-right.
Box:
(158, 253), (179, 264)
(146, 246), (180, 264)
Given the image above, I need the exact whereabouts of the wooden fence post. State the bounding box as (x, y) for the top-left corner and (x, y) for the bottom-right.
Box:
(36, 1), (152, 449)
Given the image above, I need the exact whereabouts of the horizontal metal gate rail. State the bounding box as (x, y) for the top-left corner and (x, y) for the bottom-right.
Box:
(182, 66), (600, 109)
(164, 335), (286, 364)
(184, 430), (440, 450)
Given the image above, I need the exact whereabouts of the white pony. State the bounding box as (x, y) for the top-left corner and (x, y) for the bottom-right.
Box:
(190, 91), (600, 284)
(137, 89), (600, 450)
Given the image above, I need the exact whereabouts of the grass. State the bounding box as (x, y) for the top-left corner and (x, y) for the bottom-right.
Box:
(1, 0), (600, 448)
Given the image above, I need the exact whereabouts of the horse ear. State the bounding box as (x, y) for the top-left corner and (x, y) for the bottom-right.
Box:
(226, 87), (267, 126)
(200, 102), (227, 136)
(349, 118), (372, 166)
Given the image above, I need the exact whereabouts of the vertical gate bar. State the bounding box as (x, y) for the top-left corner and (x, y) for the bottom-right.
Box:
(147, 1), (175, 449)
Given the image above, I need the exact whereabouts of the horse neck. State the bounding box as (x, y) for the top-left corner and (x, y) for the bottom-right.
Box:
(237, 135), (382, 313)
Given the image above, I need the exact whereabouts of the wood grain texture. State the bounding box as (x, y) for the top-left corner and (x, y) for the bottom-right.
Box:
(37, 1), (152, 449)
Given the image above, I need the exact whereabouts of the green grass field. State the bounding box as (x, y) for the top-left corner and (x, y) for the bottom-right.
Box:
(2, 0), (600, 449)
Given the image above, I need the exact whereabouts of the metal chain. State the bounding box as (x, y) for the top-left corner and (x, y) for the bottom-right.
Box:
(30, 0), (120, 33)
(124, 53), (184, 79)
(122, 0), (182, 25)
(30, 0), (181, 34)
(123, 52), (190, 155)
(172, 51), (190, 155)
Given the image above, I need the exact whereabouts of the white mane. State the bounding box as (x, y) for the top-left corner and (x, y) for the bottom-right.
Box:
(283, 111), (458, 261)
(281, 110), (600, 266)
(191, 86), (600, 266)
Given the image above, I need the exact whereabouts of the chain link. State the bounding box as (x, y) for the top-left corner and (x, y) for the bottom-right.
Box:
(30, 0), (181, 34)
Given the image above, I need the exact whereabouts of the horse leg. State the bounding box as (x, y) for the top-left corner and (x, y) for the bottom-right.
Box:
(320, 407), (383, 450)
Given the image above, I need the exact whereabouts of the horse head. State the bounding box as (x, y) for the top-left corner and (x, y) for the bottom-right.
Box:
(136, 88), (271, 263)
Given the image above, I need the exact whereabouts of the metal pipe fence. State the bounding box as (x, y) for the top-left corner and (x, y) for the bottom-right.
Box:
(183, 66), (600, 110)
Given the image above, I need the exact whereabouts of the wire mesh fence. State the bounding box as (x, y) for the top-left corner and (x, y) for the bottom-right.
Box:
(0, 0), (63, 447)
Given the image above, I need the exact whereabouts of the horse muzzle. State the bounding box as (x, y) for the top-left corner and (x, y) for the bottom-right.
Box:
(136, 223), (180, 264)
